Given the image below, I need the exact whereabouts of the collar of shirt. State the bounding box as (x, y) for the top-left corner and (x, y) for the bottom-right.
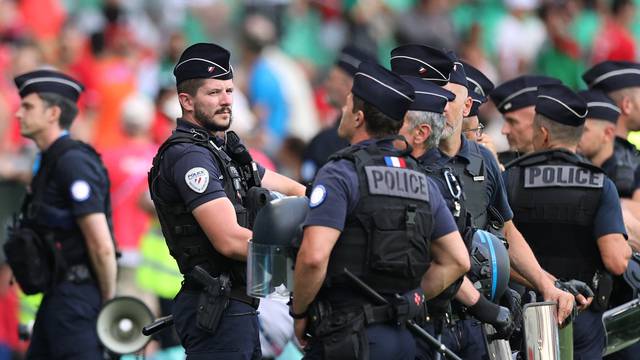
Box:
(33, 130), (69, 175)
(176, 118), (225, 147)
(351, 137), (396, 150)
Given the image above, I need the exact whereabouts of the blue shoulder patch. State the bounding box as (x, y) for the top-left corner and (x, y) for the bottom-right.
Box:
(309, 185), (327, 208)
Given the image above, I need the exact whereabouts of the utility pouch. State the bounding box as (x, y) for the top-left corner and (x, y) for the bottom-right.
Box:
(315, 311), (369, 360)
(592, 270), (613, 312)
(191, 267), (231, 333)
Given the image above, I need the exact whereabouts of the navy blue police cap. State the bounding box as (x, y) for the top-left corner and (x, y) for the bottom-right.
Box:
(535, 84), (587, 127)
(390, 44), (453, 86)
(490, 75), (562, 114)
(578, 89), (620, 124)
(352, 61), (415, 122)
(335, 45), (376, 77)
(174, 43), (233, 84)
(462, 61), (494, 117)
(402, 76), (455, 113)
(445, 51), (468, 87)
(14, 69), (84, 102)
(583, 61), (640, 93)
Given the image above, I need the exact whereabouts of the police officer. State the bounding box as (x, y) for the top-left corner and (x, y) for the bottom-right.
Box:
(390, 45), (575, 324)
(148, 43), (305, 359)
(6, 69), (117, 359)
(489, 75), (562, 165)
(502, 83), (632, 358)
(396, 68), (515, 360)
(291, 61), (470, 359)
(300, 45), (375, 183)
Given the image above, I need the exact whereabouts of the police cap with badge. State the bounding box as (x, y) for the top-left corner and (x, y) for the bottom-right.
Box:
(173, 42), (234, 85)
(583, 61), (640, 93)
(462, 62), (494, 117)
(578, 90), (620, 124)
(401, 76), (455, 114)
(490, 75), (561, 114)
(335, 45), (376, 77)
(14, 69), (84, 102)
(390, 44), (454, 86)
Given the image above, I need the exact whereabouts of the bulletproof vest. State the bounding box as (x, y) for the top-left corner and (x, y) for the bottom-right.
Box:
(610, 138), (640, 198)
(418, 162), (468, 234)
(22, 136), (114, 267)
(449, 141), (489, 229)
(323, 140), (434, 297)
(148, 128), (253, 282)
(505, 149), (605, 283)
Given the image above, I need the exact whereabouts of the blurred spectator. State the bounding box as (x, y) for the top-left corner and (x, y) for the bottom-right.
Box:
(591, 0), (637, 63)
(151, 86), (180, 145)
(276, 136), (306, 181)
(395, 0), (458, 51)
(495, 0), (547, 79)
(536, 1), (585, 89)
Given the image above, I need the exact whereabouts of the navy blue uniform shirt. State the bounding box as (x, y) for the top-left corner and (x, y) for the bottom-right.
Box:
(420, 136), (514, 222)
(300, 119), (349, 183)
(40, 134), (110, 222)
(600, 137), (640, 197)
(155, 119), (265, 211)
(304, 139), (458, 239)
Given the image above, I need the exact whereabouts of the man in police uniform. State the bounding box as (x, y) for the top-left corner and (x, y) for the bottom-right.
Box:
(300, 45), (374, 183)
(396, 66), (515, 360)
(503, 83), (632, 358)
(291, 61), (470, 359)
(148, 43), (305, 359)
(390, 45), (576, 324)
(489, 75), (562, 165)
(7, 69), (117, 359)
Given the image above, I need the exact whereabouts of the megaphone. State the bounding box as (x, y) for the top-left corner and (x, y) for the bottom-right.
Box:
(96, 296), (154, 355)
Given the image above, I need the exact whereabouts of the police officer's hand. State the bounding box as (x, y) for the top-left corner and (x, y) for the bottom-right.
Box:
(542, 285), (574, 325)
(491, 306), (516, 340)
(294, 318), (309, 347)
(500, 288), (522, 331)
(555, 279), (594, 311)
(467, 296), (515, 340)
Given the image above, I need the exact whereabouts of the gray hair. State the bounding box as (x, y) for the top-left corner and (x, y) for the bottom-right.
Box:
(533, 113), (584, 146)
(406, 110), (446, 149)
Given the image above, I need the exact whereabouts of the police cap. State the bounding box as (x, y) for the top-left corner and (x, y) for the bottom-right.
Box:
(14, 69), (84, 102)
(578, 90), (620, 124)
(490, 75), (561, 114)
(352, 61), (415, 122)
(462, 61), (494, 117)
(335, 45), (376, 77)
(390, 44), (453, 86)
(173, 43), (233, 85)
(535, 84), (587, 127)
(402, 76), (455, 114)
(583, 61), (640, 93)
(445, 51), (468, 87)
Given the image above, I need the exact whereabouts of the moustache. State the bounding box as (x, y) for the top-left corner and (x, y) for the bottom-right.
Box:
(215, 107), (232, 115)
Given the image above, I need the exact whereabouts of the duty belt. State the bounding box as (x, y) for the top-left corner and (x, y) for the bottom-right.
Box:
(333, 303), (397, 326)
(182, 280), (260, 309)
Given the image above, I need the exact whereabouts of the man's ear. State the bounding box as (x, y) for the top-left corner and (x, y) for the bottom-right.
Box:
(354, 110), (365, 129)
(414, 123), (432, 144)
(178, 93), (194, 112)
(47, 104), (62, 126)
(604, 124), (616, 142)
(462, 96), (473, 117)
(620, 95), (633, 116)
(540, 125), (550, 146)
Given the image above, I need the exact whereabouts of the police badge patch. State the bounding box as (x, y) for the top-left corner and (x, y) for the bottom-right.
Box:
(70, 180), (91, 201)
(185, 167), (209, 193)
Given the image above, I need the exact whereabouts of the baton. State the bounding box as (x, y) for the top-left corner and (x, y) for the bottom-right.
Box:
(142, 315), (174, 336)
(343, 268), (462, 360)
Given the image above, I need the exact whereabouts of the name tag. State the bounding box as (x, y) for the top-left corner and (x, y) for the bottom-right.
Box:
(524, 165), (604, 188)
(365, 166), (430, 201)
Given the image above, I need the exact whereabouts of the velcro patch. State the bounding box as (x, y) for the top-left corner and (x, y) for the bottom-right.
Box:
(365, 166), (429, 201)
(70, 180), (91, 202)
(524, 165), (604, 188)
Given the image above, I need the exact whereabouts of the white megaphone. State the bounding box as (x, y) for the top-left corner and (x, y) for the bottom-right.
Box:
(96, 296), (154, 355)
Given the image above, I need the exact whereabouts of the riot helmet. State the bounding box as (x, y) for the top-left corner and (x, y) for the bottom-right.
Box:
(468, 229), (510, 302)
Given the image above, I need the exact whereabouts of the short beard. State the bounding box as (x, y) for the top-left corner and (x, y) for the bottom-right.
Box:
(195, 106), (232, 132)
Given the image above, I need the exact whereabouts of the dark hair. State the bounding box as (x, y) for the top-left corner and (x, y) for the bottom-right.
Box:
(612, 0), (633, 15)
(176, 78), (205, 96)
(352, 95), (403, 137)
(38, 92), (78, 129)
(533, 113), (584, 146)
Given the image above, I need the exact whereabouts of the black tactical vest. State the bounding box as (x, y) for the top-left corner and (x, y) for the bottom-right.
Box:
(505, 149), (605, 283)
(322, 141), (434, 297)
(148, 128), (253, 282)
(22, 136), (114, 267)
(449, 140), (489, 230)
(610, 137), (640, 198)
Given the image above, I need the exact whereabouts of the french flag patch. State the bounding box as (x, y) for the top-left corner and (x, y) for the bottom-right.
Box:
(384, 156), (406, 168)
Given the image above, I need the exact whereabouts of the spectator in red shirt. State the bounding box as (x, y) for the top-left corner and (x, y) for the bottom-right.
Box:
(592, 0), (637, 63)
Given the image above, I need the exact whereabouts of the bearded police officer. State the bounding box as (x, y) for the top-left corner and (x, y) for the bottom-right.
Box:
(148, 43), (305, 359)
(503, 83), (632, 358)
(395, 66), (515, 360)
(3, 70), (117, 359)
(489, 75), (562, 165)
(291, 61), (470, 360)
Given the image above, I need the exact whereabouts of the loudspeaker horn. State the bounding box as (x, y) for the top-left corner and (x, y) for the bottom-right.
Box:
(96, 296), (154, 355)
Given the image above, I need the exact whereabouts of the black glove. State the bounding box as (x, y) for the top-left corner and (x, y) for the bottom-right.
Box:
(500, 288), (522, 332)
(467, 296), (515, 340)
(555, 279), (594, 299)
